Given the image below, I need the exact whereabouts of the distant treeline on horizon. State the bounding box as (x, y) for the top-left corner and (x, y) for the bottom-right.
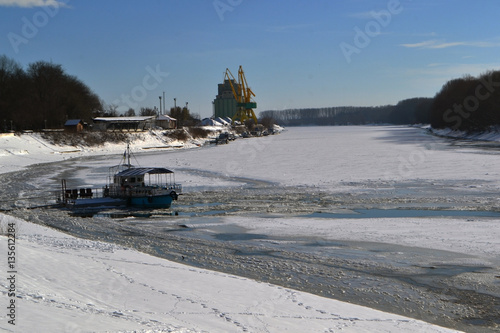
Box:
(260, 97), (432, 127)
(262, 70), (500, 132)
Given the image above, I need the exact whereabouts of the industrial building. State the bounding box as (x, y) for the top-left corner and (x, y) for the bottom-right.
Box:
(213, 78), (239, 119)
(213, 66), (258, 124)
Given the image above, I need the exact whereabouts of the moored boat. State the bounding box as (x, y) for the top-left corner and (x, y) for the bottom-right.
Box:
(106, 166), (181, 208)
(58, 144), (181, 209)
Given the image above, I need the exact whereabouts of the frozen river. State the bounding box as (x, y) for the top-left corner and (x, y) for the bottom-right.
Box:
(2, 126), (500, 332)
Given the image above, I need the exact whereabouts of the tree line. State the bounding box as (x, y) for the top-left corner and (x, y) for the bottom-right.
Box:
(0, 55), (102, 131)
(430, 70), (500, 131)
(260, 98), (433, 126)
(168, 106), (200, 127)
(0, 55), (203, 132)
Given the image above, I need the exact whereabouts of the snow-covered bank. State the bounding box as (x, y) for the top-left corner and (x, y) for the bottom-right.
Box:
(430, 126), (500, 142)
(0, 213), (458, 332)
(0, 129), (213, 175)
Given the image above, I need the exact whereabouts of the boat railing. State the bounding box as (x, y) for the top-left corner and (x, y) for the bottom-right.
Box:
(170, 184), (182, 193)
(56, 185), (107, 205)
(106, 183), (181, 198)
(58, 181), (182, 204)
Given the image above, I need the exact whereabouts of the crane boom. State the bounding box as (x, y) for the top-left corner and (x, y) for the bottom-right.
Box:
(224, 66), (258, 124)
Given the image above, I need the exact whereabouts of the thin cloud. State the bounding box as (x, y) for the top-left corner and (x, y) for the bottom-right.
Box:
(401, 39), (500, 49)
(400, 40), (438, 48)
(430, 41), (467, 49)
(0, 0), (66, 7)
(426, 63), (446, 67)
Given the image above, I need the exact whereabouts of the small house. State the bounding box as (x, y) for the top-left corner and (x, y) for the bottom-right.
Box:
(156, 114), (177, 129)
(64, 119), (84, 133)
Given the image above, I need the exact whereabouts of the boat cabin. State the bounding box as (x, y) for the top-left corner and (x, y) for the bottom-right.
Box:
(112, 167), (175, 188)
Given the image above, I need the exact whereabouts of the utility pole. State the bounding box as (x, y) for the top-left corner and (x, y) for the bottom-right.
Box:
(159, 96), (162, 114)
(163, 91), (166, 114)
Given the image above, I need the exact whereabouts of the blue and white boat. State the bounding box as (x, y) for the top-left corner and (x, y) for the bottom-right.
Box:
(106, 166), (181, 209)
(59, 144), (181, 209)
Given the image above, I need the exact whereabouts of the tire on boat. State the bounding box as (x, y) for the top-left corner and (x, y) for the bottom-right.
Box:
(170, 191), (178, 200)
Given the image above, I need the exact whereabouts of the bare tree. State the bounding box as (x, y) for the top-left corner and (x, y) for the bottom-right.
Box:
(0, 56), (26, 131)
(0, 56), (102, 130)
(124, 108), (136, 116)
(102, 103), (119, 117)
(259, 115), (275, 129)
(140, 107), (157, 116)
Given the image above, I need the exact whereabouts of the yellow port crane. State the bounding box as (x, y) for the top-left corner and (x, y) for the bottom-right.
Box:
(224, 65), (258, 124)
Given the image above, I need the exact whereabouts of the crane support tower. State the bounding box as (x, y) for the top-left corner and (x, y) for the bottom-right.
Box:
(224, 66), (258, 124)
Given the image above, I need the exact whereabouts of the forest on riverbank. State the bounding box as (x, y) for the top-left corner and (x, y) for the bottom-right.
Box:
(0, 55), (102, 131)
(430, 70), (500, 131)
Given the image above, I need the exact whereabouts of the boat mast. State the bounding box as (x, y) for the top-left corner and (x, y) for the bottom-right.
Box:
(127, 142), (131, 168)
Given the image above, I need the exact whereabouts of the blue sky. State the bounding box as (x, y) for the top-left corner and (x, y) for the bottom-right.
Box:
(2, 0), (500, 118)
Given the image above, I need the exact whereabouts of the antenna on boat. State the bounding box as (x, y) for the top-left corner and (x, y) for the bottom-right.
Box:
(126, 141), (131, 168)
(123, 141), (140, 168)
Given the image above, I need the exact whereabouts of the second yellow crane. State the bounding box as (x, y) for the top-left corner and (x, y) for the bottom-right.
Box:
(224, 66), (258, 124)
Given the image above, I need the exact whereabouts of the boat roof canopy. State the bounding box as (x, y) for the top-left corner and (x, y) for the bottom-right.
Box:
(115, 167), (174, 177)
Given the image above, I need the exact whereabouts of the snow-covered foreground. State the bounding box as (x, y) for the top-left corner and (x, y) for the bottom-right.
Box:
(0, 213), (458, 333)
(3, 125), (497, 332)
